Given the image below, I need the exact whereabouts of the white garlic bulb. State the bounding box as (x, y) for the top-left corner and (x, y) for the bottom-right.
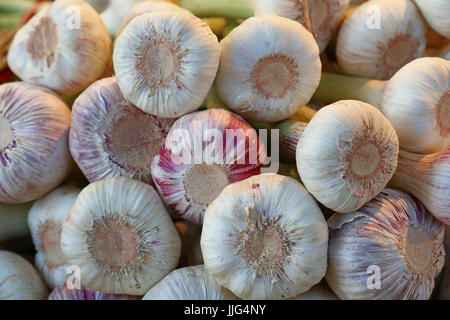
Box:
(7, 0), (112, 96)
(381, 57), (450, 153)
(0, 82), (72, 204)
(0, 251), (49, 300)
(48, 284), (138, 300)
(28, 185), (81, 288)
(143, 265), (238, 300)
(60, 177), (181, 295)
(215, 15), (321, 123)
(70, 77), (175, 185)
(201, 173), (328, 300)
(326, 189), (445, 300)
(253, 0), (312, 31)
(414, 0), (450, 39)
(113, 11), (220, 118)
(100, 0), (147, 36)
(336, 0), (426, 80)
(297, 100), (399, 213)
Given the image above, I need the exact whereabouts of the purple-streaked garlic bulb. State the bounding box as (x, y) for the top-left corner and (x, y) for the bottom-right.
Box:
(0, 82), (72, 204)
(48, 284), (138, 300)
(326, 189), (445, 300)
(70, 77), (175, 185)
(273, 119), (307, 163)
(151, 109), (266, 225)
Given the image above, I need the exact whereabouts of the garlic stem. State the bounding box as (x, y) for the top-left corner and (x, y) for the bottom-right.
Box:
(179, 0), (254, 19)
(0, 202), (32, 242)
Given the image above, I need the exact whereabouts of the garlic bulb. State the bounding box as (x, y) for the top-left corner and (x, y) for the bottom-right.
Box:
(0, 250), (49, 300)
(274, 119), (307, 163)
(0, 202), (33, 243)
(113, 11), (220, 118)
(215, 15), (321, 123)
(292, 284), (339, 300)
(0, 82), (72, 204)
(60, 177), (181, 295)
(336, 0), (426, 80)
(389, 146), (450, 225)
(7, 0), (112, 96)
(143, 265), (238, 300)
(326, 189), (445, 300)
(414, 0), (450, 39)
(28, 185), (81, 288)
(99, 0), (145, 35)
(151, 109), (266, 225)
(48, 284), (138, 300)
(297, 100), (399, 213)
(201, 173), (328, 300)
(70, 77), (175, 185)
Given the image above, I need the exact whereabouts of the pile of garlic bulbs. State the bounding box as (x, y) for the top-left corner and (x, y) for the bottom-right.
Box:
(0, 0), (448, 301)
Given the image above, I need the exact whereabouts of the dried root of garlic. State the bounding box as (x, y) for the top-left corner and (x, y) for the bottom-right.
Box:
(337, 0), (426, 80)
(28, 185), (81, 288)
(326, 189), (445, 300)
(151, 109), (266, 225)
(70, 77), (175, 185)
(297, 100), (399, 213)
(113, 11), (220, 118)
(215, 15), (321, 123)
(143, 265), (238, 300)
(201, 173), (328, 300)
(0, 82), (72, 204)
(48, 284), (138, 300)
(61, 177), (181, 295)
(0, 251), (49, 300)
(7, 0), (112, 96)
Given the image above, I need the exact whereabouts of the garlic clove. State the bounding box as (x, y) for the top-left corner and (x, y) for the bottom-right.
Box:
(143, 265), (238, 300)
(113, 11), (220, 118)
(215, 15), (321, 123)
(381, 57), (450, 154)
(0, 82), (72, 204)
(70, 77), (175, 185)
(296, 100), (399, 213)
(201, 173), (329, 300)
(291, 284), (339, 300)
(48, 284), (139, 300)
(336, 0), (427, 80)
(7, 0), (112, 96)
(0, 250), (49, 300)
(60, 176), (181, 295)
(413, 0), (450, 39)
(27, 185), (81, 288)
(151, 109), (266, 225)
(326, 189), (445, 300)
(389, 146), (450, 225)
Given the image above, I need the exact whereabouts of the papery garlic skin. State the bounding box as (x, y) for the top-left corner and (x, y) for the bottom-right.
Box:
(48, 284), (138, 300)
(297, 100), (399, 213)
(414, 0), (450, 39)
(113, 11), (220, 118)
(0, 251), (49, 300)
(100, 0), (146, 35)
(151, 109), (266, 225)
(292, 284), (339, 300)
(28, 185), (81, 288)
(274, 119), (307, 163)
(326, 189), (445, 300)
(381, 57), (450, 154)
(61, 177), (181, 295)
(389, 146), (450, 225)
(336, 0), (426, 80)
(215, 15), (321, 123)
(0, 82), (72, 204)
(201, 173), (328, 300)
(7, 0), (112, 96)
(70, 77), (174, 185)
(143, 265), (237, 300)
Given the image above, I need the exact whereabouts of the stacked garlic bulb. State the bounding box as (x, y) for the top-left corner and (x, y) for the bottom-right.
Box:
(48, 284), (138, 300)
(413, 0), (450, 39)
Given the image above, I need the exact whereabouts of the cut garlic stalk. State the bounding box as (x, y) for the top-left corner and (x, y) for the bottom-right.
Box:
(336, 0), (426, 80)
(48, 284), (138, 300)
(313, 57), (450, 154)
(201, 173), (328, 300)
(113, 11), (220, 118)
(326, 189), (445, 300)
(297, 100), (399, 213)
(292, 284), (339, 300)
(413, 0), (450, 39)
(28, 185), (81, 288)
(60, 177), (181, 295)
(0, 82), (72, 204)
(7, 0), (112, 96)
(151, 109), (266, 225)
(274, 119), (307, 163)
(0, 250), (49, 300)
(0, 202), (33, 243)
(143, 265), (238, 300)
(215, 15), (321, 123)
(389, 146), (450, 225)
(70, 77), (175, 185)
